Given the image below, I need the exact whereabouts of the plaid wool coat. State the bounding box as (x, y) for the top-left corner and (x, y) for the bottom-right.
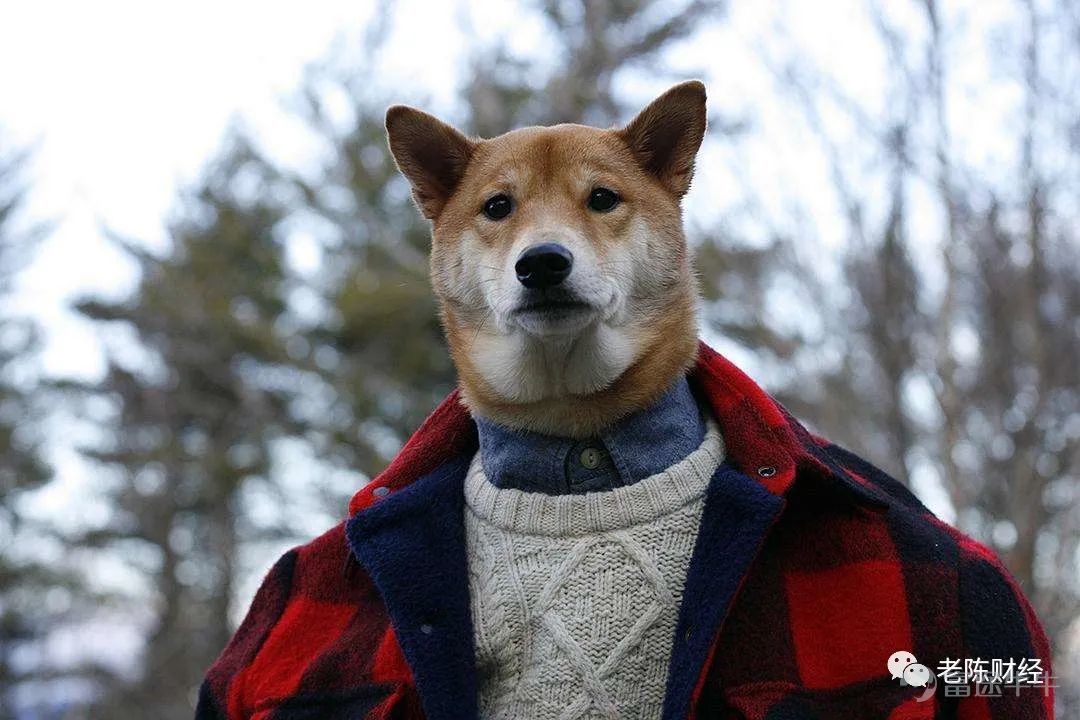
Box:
(197, 342), (1054, 720)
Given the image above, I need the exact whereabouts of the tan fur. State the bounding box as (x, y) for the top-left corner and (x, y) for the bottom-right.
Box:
(386, 81), (707, 437)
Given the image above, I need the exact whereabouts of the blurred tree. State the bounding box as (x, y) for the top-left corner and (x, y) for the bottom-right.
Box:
(924, 0), (1080, 653)
(0, 140), (60, 718)
(264, 63), (454, 479)
(464, 0), (726, 133)
(759, 2), (1079, 710)
(68, 139), (307, 720)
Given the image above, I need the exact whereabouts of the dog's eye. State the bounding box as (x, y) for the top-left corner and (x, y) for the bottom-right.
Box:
(587, 187), (620, 213)
(482, 194), (513, 221)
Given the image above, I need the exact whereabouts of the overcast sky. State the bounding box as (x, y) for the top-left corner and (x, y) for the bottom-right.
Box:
(0, 0), (464, 379)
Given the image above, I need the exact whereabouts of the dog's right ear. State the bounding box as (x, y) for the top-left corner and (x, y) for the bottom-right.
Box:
(618, 81), (707, 197)
(386, 106), (476, 220)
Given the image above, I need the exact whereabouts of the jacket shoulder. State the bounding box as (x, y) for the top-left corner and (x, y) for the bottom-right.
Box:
(197, 522), (397, 719)
(819, 441), (1042, 587)
(816, 442), (1054, 714)
(820, 442), (928, 512)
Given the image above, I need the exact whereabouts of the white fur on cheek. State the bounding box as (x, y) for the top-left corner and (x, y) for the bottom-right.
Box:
(437, 230), (503, 326)
(627, 217), (675, 295)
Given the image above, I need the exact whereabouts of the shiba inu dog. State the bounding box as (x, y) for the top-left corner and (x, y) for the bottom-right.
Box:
(385, 81), (706, 437)
(199, 81), (1053, 720)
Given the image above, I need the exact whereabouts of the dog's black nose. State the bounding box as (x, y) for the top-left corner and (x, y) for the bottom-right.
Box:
(515, 242), (574, 289)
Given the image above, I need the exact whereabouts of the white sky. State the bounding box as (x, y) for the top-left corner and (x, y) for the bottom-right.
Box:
(0, 0), (464, 379)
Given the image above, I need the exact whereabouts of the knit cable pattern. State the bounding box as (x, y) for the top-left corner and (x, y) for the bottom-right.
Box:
(465, 419), (723, 719)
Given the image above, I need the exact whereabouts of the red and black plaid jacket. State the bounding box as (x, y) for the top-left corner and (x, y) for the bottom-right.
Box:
(197, 343), (1054, 719)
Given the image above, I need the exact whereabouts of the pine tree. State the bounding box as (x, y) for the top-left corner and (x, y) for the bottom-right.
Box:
(0, 141), (65, 717)
(70, 139), (305, 720)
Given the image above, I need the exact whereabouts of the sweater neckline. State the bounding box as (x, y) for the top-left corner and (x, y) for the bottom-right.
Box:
(464, 417), (724, 536)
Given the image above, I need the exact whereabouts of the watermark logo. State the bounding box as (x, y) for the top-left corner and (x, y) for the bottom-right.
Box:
(888, 650), (1054, 701)
(887, 650), (916, 679)
(887, 651), (937, 701)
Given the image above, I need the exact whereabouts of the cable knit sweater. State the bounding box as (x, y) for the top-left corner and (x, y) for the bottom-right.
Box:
(464, 419), (724, 719)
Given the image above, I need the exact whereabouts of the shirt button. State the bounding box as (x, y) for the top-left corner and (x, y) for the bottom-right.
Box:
(757, 466), (777, 478)
(420, 623), (434, 635)
(372, 486), (390, 498)
(579, 447), (602, 469)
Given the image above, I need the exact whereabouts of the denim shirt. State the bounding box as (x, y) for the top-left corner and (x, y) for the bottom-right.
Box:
(474, 377), (707, 494)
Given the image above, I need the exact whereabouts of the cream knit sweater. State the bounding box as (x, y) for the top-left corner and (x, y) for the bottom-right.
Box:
(464, 419), (724, 719)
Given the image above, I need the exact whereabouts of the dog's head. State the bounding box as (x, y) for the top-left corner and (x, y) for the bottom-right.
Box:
(386, 82), (707, 437)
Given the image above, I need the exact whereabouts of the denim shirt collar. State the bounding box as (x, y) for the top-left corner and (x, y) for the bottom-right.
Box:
(474, 376), (706, 494)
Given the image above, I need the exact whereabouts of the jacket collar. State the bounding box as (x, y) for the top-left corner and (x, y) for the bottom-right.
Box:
(349, 341), (888, 516)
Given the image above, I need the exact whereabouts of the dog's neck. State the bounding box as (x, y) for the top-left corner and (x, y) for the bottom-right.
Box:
(448, 297), (699, 439)
(472, 325), (637, 404)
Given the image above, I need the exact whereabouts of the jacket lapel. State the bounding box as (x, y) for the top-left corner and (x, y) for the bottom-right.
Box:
(346, 454), (478, 720)
(661, 462), (785, 719)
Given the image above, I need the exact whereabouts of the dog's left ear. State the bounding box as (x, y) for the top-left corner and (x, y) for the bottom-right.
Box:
(618, 81), (707, 197)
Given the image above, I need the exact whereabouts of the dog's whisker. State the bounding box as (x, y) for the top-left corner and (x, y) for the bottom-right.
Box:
(472, 306), (494, 343)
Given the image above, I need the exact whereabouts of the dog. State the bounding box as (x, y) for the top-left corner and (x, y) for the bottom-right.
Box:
(198, 81), (1053, 720)
(385, 80), (706, 437)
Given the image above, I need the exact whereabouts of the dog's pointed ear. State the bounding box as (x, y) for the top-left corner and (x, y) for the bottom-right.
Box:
(386, 106), (476, 220)
(618, 81), (707, 197)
